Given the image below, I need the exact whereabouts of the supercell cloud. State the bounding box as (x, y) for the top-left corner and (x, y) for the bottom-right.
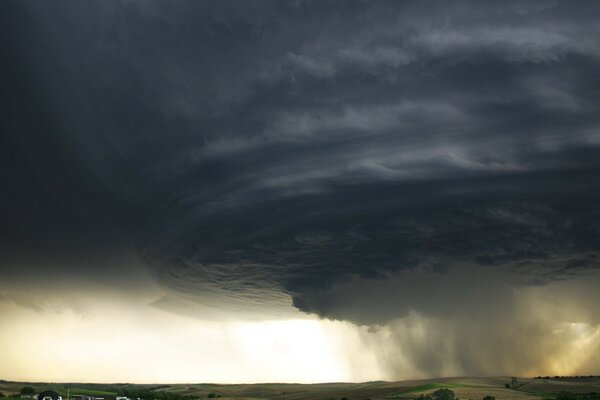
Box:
(2, 0), (600, 378)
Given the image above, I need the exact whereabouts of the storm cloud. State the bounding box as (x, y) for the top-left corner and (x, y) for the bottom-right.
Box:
(2, 0), (600, 378)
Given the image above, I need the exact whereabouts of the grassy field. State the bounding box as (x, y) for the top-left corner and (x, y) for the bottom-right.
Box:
(0, 383), (124, 398)
(2, 376), (600, 400)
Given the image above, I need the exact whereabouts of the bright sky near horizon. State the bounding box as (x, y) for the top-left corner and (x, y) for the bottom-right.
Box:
(0, 294), (384, 383)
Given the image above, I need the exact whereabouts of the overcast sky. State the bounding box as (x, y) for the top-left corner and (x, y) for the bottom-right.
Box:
(2, 0), (600, 383)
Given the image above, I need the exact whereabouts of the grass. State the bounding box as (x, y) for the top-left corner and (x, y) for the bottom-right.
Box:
(397, 383), (472, 394)
(0, 384), (117, 398)
(4, 376), (600, 400)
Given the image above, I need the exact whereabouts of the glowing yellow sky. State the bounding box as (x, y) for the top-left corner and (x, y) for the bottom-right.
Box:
(0, 296), (383, 383)
(2, 273), (600, 383)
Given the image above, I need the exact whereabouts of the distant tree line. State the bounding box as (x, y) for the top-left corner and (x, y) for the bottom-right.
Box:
(418, 388), (456, 400)
(553, 392), (600, 400)
(536, 376), (600, 380)
(416, 388), (498, 400)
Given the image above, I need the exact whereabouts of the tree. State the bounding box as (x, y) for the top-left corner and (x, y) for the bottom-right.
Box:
(556, 392), (577, 400)
(483, 396), (496, 400)
(432, 389), (456, 400)
(21, 387), (36, 395)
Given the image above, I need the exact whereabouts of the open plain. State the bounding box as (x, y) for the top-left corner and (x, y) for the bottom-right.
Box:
(3, 376), (600, 400)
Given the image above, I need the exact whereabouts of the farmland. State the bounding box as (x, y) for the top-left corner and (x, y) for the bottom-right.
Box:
(2, 376), (600, 400)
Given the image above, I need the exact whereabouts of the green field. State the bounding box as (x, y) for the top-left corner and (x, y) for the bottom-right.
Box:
(2, 376), (600, 400)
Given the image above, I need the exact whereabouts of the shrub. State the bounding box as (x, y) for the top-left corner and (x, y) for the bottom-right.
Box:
(20, 388), (36, 396)
(557, 392), (577, 400)
(432, 389), (456, 400)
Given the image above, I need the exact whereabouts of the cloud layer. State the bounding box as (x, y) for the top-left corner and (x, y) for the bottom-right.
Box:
(2, 0), (600, 378)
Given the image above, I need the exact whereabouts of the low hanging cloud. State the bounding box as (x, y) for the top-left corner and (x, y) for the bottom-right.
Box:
(2, 0), (600, 378)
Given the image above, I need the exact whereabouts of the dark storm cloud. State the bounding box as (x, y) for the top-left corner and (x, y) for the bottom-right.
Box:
(2, 0), (600, 331)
